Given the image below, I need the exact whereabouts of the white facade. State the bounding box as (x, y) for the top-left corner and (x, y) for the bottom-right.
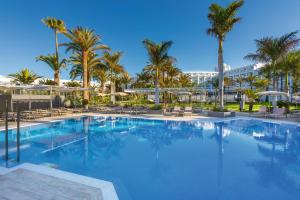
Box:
(184, 63), (265, 90)
(184, 71), (218, 85)
(224, 63), (264, 80)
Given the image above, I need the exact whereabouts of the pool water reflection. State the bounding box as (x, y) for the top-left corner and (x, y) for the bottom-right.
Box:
(1, 117), (300, 200)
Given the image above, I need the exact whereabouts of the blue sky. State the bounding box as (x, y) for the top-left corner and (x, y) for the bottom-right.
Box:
(0, 0), (300, 79)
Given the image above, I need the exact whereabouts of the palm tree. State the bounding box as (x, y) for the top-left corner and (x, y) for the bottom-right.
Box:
(42, 17), (66, 85)
(245, 31), (300, 90)
(143, 39), (174, 105)
(132, 71), (154, 88)
(278, 51), (300, 94)
(235, 76), (245, 92)
(69, 52), (101, 85)
(120, 72), (132, 89)
(244, 89), (258, 112)
(36, 54), (67, 85)
(224, 77), (233, 93)
(207, 0), (244, 109)
(291, 62), (300, 93)
(178, 74), (192, 88)
(92, 66), (108, 92)
(253, 78), (270, 91)
(244, 74), (256, 90)
(101, 51), (126, 104)
(62, 27), (109, 101)
(9, 68), (42, 84)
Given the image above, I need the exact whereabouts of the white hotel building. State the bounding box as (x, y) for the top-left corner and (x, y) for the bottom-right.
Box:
(184, 63), (265, 90)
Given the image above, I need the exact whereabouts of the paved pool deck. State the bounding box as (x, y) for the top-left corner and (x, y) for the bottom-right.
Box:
(0, 163), (118, 200)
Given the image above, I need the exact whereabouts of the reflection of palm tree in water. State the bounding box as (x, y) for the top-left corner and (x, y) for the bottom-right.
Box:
(210, 122), (227, 196)
(83, 117), (90, 166)
(248, 123), (300, 194)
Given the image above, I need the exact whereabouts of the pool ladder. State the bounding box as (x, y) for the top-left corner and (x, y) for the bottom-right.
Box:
(3, 100), (21, 163)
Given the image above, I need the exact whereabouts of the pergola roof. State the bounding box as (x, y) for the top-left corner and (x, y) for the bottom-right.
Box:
(124, 88), (206, 94)
(0, 83), (94, 92)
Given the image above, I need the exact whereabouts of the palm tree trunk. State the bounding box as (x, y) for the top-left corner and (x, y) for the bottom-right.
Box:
(111, 81), (116, 104)
(285, 72), (289, 94)
(154, 67), (160, 105)
(110, 71), (116, 104)
(82, 51), (89, 100)
(218, 39), (224, 109)
(272, 63), (276, 91)
(293, 75), (299, 93)
(54, 70), (60, 86)
(54, 29), (60, 86)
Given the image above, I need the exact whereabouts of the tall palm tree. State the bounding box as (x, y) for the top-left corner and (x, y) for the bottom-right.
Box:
(42, 17), (66, 85)
(36, 54), (67, 85)
(9, 68), (42, 84)
(62, 27), (109, 100)
(207, 0), (244, 109)
(143, 39), (174, 105)
(245, 31), (300, 90)
(101, 51), (126, 104)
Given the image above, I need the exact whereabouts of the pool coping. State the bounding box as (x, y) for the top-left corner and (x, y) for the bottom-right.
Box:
(0, 163), (118, 200)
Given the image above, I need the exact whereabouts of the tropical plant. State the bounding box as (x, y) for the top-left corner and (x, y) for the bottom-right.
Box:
(64, 81), (82, 87)
(207, 0), (244, 109)
(68, 52), (101, 84)
(244, 89), (258, 112)
(253, 78), (270, 91)
(143, 39), (174, 105)
(245, 31), (300, 90)
(244, 74), (256, 90)
(178, 73), (193, 87)
(120, 72), (132, 89)
(39, 79), (56, 85)
(101, 51), (126, 104)
(278, 50), (300, 94)
(132, 71), (154, 88)
(62, 27), (109, 100)
(42, 17), (66, 85)
(36, 54), (67, 85)
(234, 76), (245, 92)
(224, 77), (234, 93)
(9, 68), (42, 84)
(92, 66), (108, 92)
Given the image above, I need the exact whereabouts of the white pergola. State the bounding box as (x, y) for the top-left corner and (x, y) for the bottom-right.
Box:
(0, 83), (94, 111)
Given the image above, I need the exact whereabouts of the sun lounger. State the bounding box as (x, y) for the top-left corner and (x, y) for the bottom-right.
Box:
(290, 110), (300, 118)
(251, 106), (267, 117)
(162, 108), (172, 116)
(184, 107), (193, 116)
(268, 108), (286, 118)
(172, 106), (182, 117)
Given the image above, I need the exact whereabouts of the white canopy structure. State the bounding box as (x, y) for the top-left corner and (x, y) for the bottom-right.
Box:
(256, 91), (289, 107)
(0, 83), (95, 111)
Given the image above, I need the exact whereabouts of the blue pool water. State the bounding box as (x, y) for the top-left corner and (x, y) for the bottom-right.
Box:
(1, 116), (300, 200)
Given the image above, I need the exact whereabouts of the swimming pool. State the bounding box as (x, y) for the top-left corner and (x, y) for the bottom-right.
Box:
(1, 116), (300, 200)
